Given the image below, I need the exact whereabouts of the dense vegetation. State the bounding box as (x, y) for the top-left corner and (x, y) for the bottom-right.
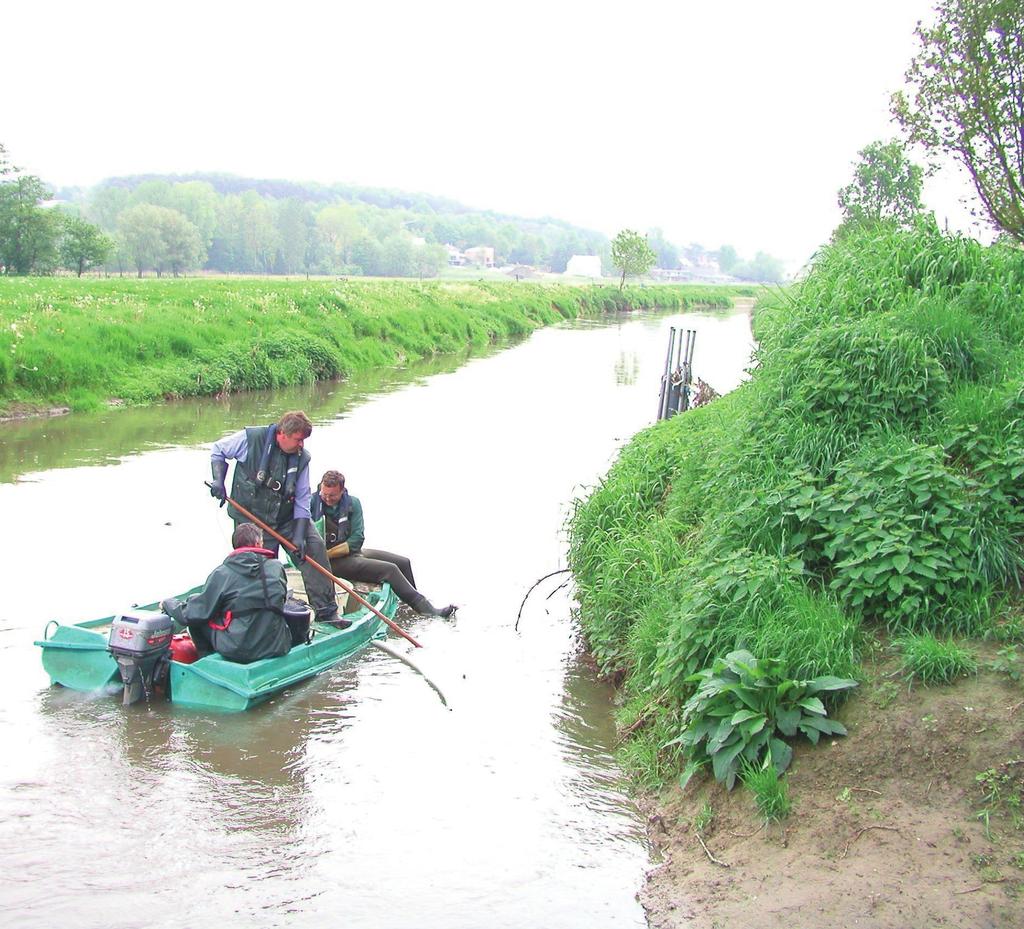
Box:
(568, 221), (1024, 786)
(0, 278), (739, 415)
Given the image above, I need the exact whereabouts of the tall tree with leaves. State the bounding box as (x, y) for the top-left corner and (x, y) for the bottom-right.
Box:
(891, 0), (1024, 242)
(837, 139), (925, 232)
(59, 213), (114, 276)
(0, 143), (59, 274)
(610, 229), (656, 290)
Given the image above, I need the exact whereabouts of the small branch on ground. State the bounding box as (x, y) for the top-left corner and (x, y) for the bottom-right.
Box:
(727, 823), (766, 839)
(849, 787), (882, 796)
(955, 878), (1007, 894)
(841, 825), (901, 859)
(694, 830), (730, 868)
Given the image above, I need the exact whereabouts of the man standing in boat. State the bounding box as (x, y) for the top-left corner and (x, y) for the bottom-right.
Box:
(311, 469), (456, 618)
(208, 410), (343, 627)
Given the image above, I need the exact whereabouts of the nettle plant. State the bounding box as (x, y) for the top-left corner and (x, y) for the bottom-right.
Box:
(671, 650), (857, 790)
(807, 437), (1016, 632)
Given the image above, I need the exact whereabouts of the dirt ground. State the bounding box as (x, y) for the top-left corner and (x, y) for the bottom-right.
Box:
(637, 650), (1024, 929)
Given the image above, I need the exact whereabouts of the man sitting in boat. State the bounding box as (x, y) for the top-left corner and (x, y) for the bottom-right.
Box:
(160, 523), (294, 664)
(311, 470), (456, 618)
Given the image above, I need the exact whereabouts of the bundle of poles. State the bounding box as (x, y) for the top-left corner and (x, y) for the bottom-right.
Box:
(657, 327), (696, 421)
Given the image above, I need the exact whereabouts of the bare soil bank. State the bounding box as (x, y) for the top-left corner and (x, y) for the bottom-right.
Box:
(638, 648), (1024, 928)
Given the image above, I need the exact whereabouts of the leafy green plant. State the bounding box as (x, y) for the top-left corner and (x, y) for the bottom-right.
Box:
(812, 436), (1018, 632)
(976, 760), (1024, 839)
(740, 759), (792, 822)
(990, 646), (1023, 682)
(670, 650), (857, 790)
(896, 633), (977, 684)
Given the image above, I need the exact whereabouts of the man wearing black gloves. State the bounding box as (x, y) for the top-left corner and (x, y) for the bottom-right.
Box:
(208, 410), (344, 627)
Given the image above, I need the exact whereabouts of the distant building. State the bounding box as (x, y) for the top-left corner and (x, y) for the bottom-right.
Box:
(444, 244), (466, 266)
(463, 246), (495, 267)
(565, 255), (602, 278)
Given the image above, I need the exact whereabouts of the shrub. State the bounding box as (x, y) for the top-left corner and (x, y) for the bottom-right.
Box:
(811, 436), (1020, 632)
(670, 649), (857, 789)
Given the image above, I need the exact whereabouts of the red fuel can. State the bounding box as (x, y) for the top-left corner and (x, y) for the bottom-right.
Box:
(170, 633), (199, 665)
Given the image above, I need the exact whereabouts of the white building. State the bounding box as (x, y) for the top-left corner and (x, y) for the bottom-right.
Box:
(565, 254), (602, 278)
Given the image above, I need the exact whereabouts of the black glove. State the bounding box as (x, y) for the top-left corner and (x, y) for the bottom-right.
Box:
(159, 598), (179, 615)
(209, 460), (228, 507)
(290, 518), (309, 562)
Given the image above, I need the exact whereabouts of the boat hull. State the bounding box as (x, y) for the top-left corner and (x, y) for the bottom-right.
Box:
(36, 584), (398, 711)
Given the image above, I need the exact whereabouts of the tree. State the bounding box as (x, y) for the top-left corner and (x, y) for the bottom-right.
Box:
(316, 204), (362, 271)
(59, 213), (114, 276)
(157, 209), (205, 276)
(351, 235), (384, 276)
(0, 144), (60, 274)
(610, 229), (656, 290)
(379, 235), (415, 277)
(891, 0), (1024, 242)
(647, 227), (679, 269)
(837, 139), (925, 232)
(731, 252), (785, 284)
(118, 204), (166, 276)
(117, 204), (203, 276)
(413, 242), (448, 278)
(716, 244), (739, 273)
(273, 198), (316, 275)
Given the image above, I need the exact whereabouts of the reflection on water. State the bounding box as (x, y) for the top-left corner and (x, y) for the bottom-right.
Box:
(0, 347), (486, 485)
(614, 351), (640, 386)
(0, 305), (754, 929)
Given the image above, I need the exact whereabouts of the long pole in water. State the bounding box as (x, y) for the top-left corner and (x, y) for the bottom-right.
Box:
(659, 327), (676, 420)
(207, 484), (422, 648)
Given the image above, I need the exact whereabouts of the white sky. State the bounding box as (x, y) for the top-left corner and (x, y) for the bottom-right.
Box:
(2, 0), (986, 271)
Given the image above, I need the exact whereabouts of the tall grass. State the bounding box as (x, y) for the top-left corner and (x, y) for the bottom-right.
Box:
(0, 278), (740, 413)
(568, 220), (1024, 786)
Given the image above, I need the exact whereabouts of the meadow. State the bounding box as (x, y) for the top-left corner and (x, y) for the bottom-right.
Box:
(0, 278), (742, 415)
(568, 221), (1024, 788)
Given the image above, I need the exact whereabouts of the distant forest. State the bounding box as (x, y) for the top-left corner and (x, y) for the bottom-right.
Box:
(5, 156), (784, 280)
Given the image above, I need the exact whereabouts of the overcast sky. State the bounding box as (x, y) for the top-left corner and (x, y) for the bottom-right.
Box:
(3, 0), (985, 271)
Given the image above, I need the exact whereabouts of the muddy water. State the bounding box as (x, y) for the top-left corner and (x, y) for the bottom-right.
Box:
(0, 306), (754, 929)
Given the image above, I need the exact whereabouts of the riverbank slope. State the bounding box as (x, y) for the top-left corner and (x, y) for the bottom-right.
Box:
(0, 278), (743, 418)
(567, 222), (1024, 926)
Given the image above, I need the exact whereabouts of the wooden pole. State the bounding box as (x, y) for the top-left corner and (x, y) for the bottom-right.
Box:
(211, 485), (422, 648)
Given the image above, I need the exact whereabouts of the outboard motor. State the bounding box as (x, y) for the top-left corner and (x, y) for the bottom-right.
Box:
(107, 609), (173, 705)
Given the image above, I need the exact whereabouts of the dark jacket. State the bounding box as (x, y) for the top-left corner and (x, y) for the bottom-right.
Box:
(170, 547), (292, 664)
(311, 490), (365, 554)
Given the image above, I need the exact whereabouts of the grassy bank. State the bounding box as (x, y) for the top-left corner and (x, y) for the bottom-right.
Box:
(568, 221), (1024, 788)
(0, 278), (743, 415)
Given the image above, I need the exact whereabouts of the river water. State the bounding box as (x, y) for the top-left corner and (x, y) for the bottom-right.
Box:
(0, 305), (753, 929)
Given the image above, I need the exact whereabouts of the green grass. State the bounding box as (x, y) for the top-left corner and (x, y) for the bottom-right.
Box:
(0, 277), (742, 414)
(896, 633), (978, 684)
(740, 761), (792, 823)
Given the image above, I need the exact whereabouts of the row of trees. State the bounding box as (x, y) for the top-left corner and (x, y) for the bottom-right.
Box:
(3, 153), (789, 281)
(64, 175), (613, 278)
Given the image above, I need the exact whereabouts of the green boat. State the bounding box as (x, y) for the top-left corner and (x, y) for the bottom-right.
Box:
(35, 582), (398, 712)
